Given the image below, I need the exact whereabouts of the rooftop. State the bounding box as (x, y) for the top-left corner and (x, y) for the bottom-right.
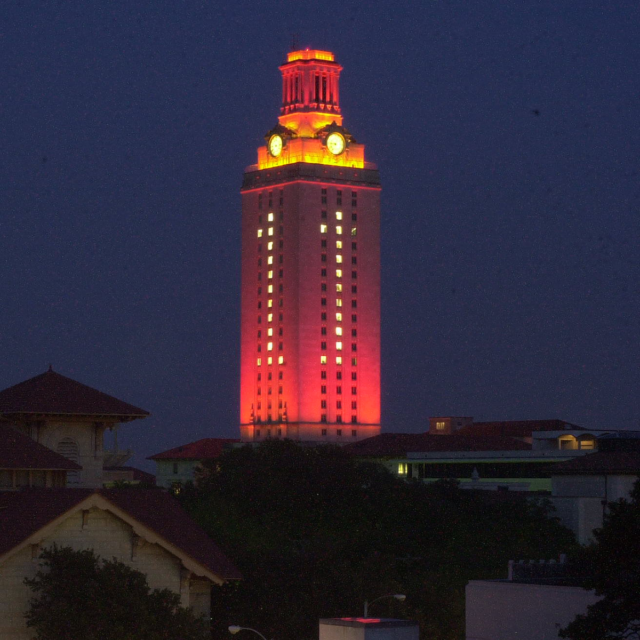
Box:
(552, 451), (640, 475)
(148, 437), (240, 461)
(0, 425), (81, 470)
(456, 419), (584, 438)
(0, 369), (149, 420)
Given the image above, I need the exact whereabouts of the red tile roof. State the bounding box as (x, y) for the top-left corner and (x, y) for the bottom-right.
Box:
(343, 433), (531, 458)
(552, 451), (640, 475)
(0, 369), (149, 419)
(0, 425), (81, 470)
(0, 488), (241, 580)
(456, 420), (583, 438)
(148, 438), (240, 460)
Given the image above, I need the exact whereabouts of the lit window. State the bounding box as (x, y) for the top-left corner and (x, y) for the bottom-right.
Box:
(268, 256), (274, 265)
(267, 342), (273, 351)
(267, 313), (273, 323)
(336, 255), (343, 263)
(336, 240), (342, 249)
(267, 328), (273, 336)
(336, 211), (343, 220)
(268, 285), (273, 293)
(268, 270), (273, 279)
(436, 421), (446, 431)
(398, 463), (407, 476)
(336, 327), (342, 336)
(321, 355), (327, 364)
(336, 269), (342, 278)
(268, 241), (274, 251)
(278, 356), (284, 364)
(257, 358), (262, 366)
(336, 312), (342, 321)
(257, 229), (263, 238)
(336, 356), (342, 365)
(268, 213), (274, 222)
(351, 227), (357, 236)
(268, 227), (274, 236)
(336, 299), (342, 307)
(336, 226), (342, 235)
(268, 299), (273, 308)
(267, 357), (273, 365)
(336, 284), (342, 292)
(320, 224), (328, 233)
(336, 342), (342, 350)
(351, 357), (357, 366)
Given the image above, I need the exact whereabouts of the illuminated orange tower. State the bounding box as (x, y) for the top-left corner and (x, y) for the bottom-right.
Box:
(240, 49), (381, 443)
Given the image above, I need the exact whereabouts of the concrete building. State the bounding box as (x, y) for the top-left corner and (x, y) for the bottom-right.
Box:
(240, 49), (381, 444)
(0, 368), (149, 488)
(466, 559), (598, 640)
(0, 488), (241, 639)
(149, 437), (239, 488)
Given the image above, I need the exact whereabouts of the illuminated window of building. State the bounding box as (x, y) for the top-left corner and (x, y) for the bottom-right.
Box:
(336, 226), (342, 235)
(257, 229), (263, 238)
(580, 437), (595, 450)
(268, 256), (274, 265)
(351, 372), (357, 380)
(320, 224), (328, 233)
(267, 270), (273, 279)
(336, 356), (342, 365)
(336, 255), (343, 263)
(336, 211), (343, 221)
(351, 228), (357, 237)
(267, 342), (273, 351)
(398, 463), (407, 476)
(268, 213), (274, 222)
(336, 284), (342, 293)
(321, 355), (327, 364)
(268, 227), (274, 236)
(268, 285), (273, 294)
(267, 299), (273, 308)
(257, 358), (261, 366)
(559, 435), (578, 450)
(351, 386), (357, 395)
(336, 299), (342, 307)
(336, 312), (342, 322)
(336, 240), (342, 249)
(336, 269), (342, 278)
(336, 341), (342, 351)
(267, 357), (273, 365)
(351, 357), (357, 366)
(267, 313), (273, 323)
(336, 327), (342, 336)
(278, 356), (284, 364)
(435, 421), (446, 431)
(268, 241), (274, 251)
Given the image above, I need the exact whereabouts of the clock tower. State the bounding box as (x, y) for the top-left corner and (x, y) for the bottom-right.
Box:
(240, 49), (381, 443)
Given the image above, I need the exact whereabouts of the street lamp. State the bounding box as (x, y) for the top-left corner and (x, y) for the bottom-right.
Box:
(229, 626), (269, 640)
(363, 594), (406, 618)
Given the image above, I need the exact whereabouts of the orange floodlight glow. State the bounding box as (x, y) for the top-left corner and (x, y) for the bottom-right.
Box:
(287, 50), (335, 62)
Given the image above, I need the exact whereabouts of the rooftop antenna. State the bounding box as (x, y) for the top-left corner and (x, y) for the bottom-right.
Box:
(290, 33), (299, 51)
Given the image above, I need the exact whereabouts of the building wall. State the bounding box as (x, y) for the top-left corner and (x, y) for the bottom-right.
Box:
(0, 506), (211, 639)
(466, 580), (599, 640)
(155, 459), (199, 488)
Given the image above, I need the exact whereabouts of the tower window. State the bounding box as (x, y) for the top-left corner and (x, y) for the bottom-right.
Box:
(352, 314), (357, 322)
(336, 211), (343, 221)
(321, 240), (327, 248)
(336, 371), (342, 380)
(258, 194), (263, 210)
(351, 357), (357, 366)
(337, 190), (342, 205)
(279, 371), (283, 379)
(321, 342), (327, 350)
(351, 256), (357, 265)
(321, 298), (327, 306)
(321, 355), (327, 364)
(352, 213), (357, 222)
(336, 312), (342, 322)
(336, 356), (343, 365)
(321, 268), (327, 277)
(351, 401), (357, 409)
(321, 283), (327, 292)
(320, 224), (328, 233)
(351, 228), (357, 236)
(321, 210), (327, 219)
(321, 254), (327, 262)
(336, 401), (342, 409)
(321, 327), (327, 335)
(351, 386), (357, 395)
(352, 271), (357, 279)
(336, 255), (343, 264)
(278, 355), (284, 364)
(336, 269), (342, 278)
(268, 213), (274, 222)
(352, 329), (357, 337)
(336, 226), (342, 235)
(321, 385), (327, 394)
(321, 370), (327, 379)
(352, 242), (357, 251)
(257, 229), (263, 238)
(351, 300), (357, 308)
(321, 312), (327, 321)
(352, 285), (357, 294)
(322, 427), (327, 434)
(336, 386), (342, 394)
(321, 400), (327, 409)
(321, 188), (327, 204)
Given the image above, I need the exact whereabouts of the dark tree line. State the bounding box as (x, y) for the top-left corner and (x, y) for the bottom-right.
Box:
(180, 440), (576, 640)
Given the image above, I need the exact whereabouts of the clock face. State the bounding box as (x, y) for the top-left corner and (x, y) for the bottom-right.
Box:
(268, 134), (283, 157)
(326, 132), (345, 155)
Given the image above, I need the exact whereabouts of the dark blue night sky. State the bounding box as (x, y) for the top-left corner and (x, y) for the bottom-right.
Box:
(2, 1), (639, 469)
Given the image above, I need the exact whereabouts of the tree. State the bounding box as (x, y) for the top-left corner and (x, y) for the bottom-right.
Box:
(560, 479), (640, 640)
(181, 439), (577, 640)
(25, 545), (209, 640)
